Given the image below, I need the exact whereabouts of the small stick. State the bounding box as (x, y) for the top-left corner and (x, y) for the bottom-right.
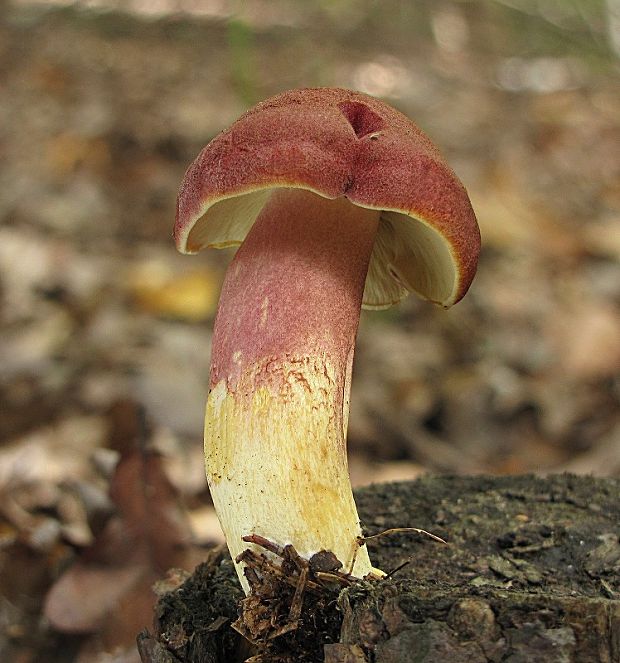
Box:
(242, 533), (286, 557)
(283, 544), (310, 574)
(314, 571), (355, 587)
(360, 527), (447, 546)
(349, 527), (448, 575)
(288, 565), (308, 622)
(385, 559), (411, 578)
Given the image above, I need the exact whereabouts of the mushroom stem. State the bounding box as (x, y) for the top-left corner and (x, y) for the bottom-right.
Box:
(206, 188), (380, 592)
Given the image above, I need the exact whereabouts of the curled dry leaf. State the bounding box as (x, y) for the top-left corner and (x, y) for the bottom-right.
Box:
(44, 409), (201, 645)
(45, 563), (144, 633)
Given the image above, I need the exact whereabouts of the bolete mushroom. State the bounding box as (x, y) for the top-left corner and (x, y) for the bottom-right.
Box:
(174, 88), (480, 593)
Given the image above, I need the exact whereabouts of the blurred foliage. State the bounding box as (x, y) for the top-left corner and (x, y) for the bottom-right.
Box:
(227, 11), (258, 106)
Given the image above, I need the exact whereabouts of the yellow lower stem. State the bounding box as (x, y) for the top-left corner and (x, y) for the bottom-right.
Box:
(206, 355), (373, 593)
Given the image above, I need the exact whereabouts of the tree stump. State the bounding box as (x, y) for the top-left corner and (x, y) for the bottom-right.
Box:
(138, 474), (620, 662)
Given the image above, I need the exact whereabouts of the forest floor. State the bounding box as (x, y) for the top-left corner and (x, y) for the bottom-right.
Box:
(0, 1), (619, 661)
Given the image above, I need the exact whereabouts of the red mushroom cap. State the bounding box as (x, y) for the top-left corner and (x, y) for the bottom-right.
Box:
(175, 87), (480, 308)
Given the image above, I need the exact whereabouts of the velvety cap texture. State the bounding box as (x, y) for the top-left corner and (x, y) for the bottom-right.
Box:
(175, 87), (480, 308)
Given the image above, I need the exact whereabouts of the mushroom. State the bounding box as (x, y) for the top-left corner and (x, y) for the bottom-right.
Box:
(174, 88), (480, 593)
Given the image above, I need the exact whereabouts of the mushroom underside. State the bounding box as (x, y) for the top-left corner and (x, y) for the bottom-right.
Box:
(183, 186), (459, 308)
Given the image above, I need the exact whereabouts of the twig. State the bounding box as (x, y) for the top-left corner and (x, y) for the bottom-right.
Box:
(349, 526), (447, 575)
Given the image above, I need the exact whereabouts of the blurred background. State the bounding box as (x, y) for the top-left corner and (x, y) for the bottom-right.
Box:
(0, 0), (618, 660)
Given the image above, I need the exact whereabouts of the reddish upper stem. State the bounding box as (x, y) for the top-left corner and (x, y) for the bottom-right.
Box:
(209, 188), (380, 394)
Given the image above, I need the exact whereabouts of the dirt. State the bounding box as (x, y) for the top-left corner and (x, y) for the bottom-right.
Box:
(138, 547), (245, 663)
(140, 474), (620, 662)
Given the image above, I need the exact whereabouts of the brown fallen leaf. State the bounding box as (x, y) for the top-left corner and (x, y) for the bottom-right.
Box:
(43, 401), (203, 652)
(44, 563), (144, 633)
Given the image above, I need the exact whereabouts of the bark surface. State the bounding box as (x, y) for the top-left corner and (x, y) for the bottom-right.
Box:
(138, 474), (620, 662)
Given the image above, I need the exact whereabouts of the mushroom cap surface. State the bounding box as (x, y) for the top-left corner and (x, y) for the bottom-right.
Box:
(175, 87), (480, 308)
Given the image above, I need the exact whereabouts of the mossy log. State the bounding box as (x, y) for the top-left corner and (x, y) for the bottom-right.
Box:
(138, 474), (620, 662)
